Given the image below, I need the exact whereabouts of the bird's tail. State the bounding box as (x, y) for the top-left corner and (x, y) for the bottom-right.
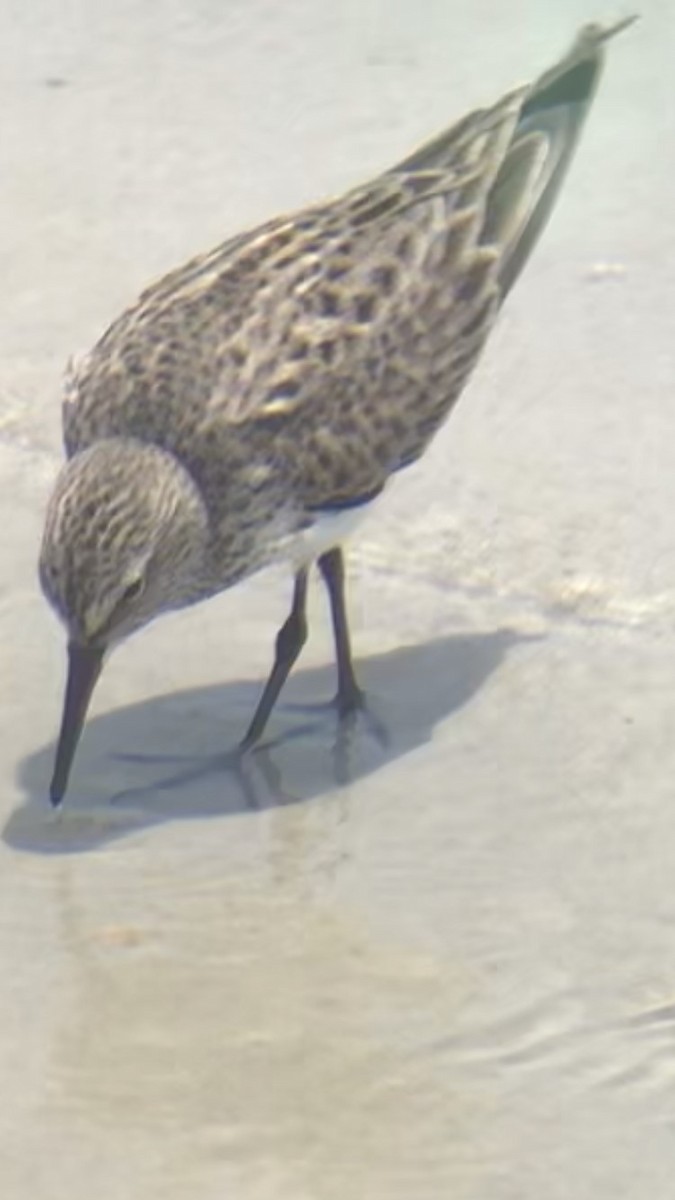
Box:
(488, 17), (637, 296)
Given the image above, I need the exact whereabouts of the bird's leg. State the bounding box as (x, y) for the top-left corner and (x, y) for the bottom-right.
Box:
(318, 547), (365, 716)
(318, 547), (390, 772)
(241, 568), (309, 749)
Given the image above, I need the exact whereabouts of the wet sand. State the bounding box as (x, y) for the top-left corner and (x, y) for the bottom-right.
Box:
(2, 2), (674, 1197)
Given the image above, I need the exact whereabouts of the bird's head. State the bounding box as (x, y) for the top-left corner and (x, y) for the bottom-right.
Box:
(39, 437), (209, 805)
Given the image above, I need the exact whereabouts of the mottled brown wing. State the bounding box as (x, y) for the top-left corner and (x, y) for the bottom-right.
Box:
(198, 94), (527, 506)
(63, 20), (620, 512)
(61, 95), (518, 475)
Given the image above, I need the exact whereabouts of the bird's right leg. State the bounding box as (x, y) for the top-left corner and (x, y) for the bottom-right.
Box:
(240, 568), (309, 749)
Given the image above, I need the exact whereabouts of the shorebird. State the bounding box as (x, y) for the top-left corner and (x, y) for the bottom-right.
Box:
(39, 20), (633, 805)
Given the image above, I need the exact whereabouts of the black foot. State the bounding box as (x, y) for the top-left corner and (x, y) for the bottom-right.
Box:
(339, 690), (389, 744)
(334, 679), (366, 719)
(280, 687), (388, 747)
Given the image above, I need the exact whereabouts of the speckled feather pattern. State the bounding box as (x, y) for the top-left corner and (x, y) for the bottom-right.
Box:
(64, 166), (507, 502)
(43, 21), (629, 635)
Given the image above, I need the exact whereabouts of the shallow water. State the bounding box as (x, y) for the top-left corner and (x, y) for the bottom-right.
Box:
(2, 2), (674, 1197)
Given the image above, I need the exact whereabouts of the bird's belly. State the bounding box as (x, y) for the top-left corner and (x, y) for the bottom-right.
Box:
(285, 500), (378, 567)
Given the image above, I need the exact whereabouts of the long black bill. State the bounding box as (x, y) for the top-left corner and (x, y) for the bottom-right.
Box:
(49, 642), (105, 807)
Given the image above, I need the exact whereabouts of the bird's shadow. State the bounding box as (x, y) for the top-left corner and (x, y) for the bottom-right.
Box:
(6, 628), (536, 854)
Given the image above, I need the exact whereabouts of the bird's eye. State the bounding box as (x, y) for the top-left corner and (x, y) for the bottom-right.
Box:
(121, 577), (144, 604)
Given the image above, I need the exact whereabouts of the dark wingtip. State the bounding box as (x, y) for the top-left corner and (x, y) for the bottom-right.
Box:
(525, 14), (637, 117)
(594, 14), (639, 43)
(568, 15), (639, 56)
(497, 14), (635, 299)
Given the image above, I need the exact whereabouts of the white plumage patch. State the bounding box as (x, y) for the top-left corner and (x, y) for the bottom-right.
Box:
(285, 500), (378, 568)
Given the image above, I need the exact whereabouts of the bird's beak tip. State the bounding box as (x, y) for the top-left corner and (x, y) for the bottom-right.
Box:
(49, 785), (63, 809)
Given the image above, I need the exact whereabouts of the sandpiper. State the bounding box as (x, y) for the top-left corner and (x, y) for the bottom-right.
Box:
(39, 20), (634, 805)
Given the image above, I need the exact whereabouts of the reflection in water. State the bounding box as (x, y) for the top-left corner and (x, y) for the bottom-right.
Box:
(8, 629), (528, 852)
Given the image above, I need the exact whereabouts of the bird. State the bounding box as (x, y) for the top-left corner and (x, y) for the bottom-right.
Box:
(39, 19), (634, 806)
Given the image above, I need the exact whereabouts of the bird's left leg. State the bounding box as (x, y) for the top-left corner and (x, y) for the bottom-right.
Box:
(317, 547), (365, 716)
